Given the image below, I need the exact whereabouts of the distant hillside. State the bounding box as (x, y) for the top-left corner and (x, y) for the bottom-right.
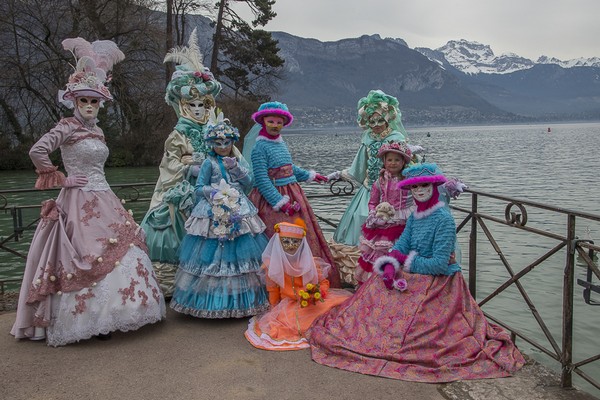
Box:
(271, 33), (516, 127)
(185, 17), (600, 125)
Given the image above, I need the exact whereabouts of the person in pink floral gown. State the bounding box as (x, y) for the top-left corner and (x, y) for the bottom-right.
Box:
(10, 38), (166, 347)
(307, 163), (525, 382)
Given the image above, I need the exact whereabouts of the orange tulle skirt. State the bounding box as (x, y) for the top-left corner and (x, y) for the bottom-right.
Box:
(245, 289), (352, 351)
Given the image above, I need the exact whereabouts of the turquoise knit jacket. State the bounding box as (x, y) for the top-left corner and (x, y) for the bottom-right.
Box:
(250, 137), (311, 207)
(392, 204), (462, 276)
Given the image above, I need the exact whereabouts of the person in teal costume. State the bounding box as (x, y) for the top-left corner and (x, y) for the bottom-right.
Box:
(140, 29), (222, 297)
(332, 90), (408, 246)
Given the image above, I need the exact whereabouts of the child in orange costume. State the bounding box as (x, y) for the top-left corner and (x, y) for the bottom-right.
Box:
(245, 220), (352, 351)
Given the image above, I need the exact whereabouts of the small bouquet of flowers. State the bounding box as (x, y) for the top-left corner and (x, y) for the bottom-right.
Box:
(210, 179), (242, 240)
(298, 283), (325, 308)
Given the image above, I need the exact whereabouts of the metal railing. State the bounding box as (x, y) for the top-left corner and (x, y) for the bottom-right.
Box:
(1, 181), (599, 391)
(451, 188), (600, 390)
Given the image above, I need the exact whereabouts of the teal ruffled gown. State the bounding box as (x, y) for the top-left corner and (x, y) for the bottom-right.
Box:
(140, 118), (209, 296)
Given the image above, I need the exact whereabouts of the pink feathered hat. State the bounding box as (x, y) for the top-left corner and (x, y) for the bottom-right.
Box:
(399, 163), (446, 189)
(377, 141), (412, 163)
(252, 101), (294, 127)
(59, 38), (125, 108)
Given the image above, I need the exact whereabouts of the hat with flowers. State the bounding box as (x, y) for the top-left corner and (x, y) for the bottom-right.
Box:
(59, 38), (125, 108)
(163, 28), (221, 116)
(252, 101), (294, 127)
(356, 90), (400, 129)
(203, 109), (240, 142)
(377, 141), (412, 163)
(399, 163), (447, 189)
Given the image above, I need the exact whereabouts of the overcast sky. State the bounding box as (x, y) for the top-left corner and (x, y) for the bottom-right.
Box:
(251, 0), (599, 60)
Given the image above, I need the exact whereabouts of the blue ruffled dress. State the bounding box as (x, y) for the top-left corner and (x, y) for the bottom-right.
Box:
(170, 153), (270, 318)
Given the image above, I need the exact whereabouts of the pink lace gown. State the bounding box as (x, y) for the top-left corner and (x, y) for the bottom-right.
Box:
(306, 272), (525, 382)
(11, 117), (166, 346)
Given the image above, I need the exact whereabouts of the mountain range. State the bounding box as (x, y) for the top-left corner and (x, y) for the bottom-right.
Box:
(184, 13), (600, 127)
(268, 33), (600, 127)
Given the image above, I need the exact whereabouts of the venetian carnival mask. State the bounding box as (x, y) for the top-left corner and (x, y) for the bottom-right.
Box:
(264, 116), (285, 136)
(410, 183), (434, 202)
(367, 114), (387, 128)
(280, 236), (302, 254)
(76, 97), (100, 121)
(180, 95), (215, 124)
(212, 139), (233, 156)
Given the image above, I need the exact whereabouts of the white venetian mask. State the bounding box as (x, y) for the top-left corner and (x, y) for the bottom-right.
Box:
(410, 183), (434, 202)
(76, 97), (100, 121)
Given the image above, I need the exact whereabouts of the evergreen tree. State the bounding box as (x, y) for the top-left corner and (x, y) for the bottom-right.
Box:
(209, 0), (284, 100)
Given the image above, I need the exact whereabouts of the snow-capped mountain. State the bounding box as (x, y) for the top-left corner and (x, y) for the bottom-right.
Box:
(416, 39), (600, 74)
(537, 55), (600, 68)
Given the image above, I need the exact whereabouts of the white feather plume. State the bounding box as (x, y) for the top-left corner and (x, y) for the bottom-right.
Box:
(163, 28), (205, 72)
(62, 37), (124, 75)
(207, 107), (224, 127)
(91, 40), (125, 72)
(62, 38), (94, 59)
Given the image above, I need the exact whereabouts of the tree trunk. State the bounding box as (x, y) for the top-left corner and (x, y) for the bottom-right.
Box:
(166, 0), (174, 84)
(210, 0), (226, 74)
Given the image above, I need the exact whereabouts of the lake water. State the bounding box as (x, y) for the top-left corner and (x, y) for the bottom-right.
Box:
(1, 122), (599, 393)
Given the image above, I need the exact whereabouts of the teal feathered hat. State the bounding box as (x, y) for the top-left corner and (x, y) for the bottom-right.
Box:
(164, 28), (221, 118)
(356, 90), (407, 137)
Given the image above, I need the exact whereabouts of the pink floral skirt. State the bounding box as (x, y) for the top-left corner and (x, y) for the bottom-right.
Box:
(307, 272), (525, 382)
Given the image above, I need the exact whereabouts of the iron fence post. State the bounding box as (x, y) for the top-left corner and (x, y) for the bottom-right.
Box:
(469, 193), (478, 299)
(561, 213), (576, 387)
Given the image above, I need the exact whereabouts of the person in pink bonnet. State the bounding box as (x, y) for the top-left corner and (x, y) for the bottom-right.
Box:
(356, 141), (414, 284)
(10, 38), (166, 347)
(307, 163), (525, 382)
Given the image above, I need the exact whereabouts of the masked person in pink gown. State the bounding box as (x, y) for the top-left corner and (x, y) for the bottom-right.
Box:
(11, 38), (166, 347)
(307, 163), (524, 382)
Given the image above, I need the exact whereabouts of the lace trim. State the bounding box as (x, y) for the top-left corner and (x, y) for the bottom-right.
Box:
(26, 213), (149, 303)
(34, 169), (66, 190)
(170, 301), (269, 319)
(64, 132), (106, 145)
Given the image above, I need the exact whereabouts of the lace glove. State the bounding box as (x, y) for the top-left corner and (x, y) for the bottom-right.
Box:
(314, 173), (328, 184)
(326, 171), (341, 181)
(444, 178), (468, 199)
(189, 165), (201, 178)
(62, 175), (88, 188)
(222, 156), (238, 169)
(280, 201), (301, 216)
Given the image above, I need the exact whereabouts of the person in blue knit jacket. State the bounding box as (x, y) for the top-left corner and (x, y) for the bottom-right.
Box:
(307, 163), (524, 382)
(247, 101), (341, 287)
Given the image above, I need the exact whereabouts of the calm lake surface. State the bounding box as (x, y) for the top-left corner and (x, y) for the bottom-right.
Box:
(1, 121), (599, 393)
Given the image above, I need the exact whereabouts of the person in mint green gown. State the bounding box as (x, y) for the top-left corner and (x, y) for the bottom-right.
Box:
(140, 29), (221, 297)
(332, 90), (408, 246)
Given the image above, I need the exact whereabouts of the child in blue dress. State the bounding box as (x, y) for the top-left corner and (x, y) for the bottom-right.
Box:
(170, 111), (270, 318)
